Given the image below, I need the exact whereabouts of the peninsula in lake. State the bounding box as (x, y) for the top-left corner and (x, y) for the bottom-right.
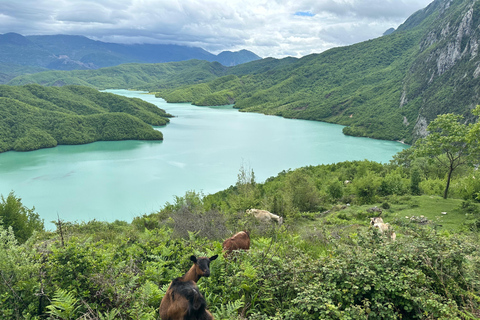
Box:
(0, 85), (171, 153)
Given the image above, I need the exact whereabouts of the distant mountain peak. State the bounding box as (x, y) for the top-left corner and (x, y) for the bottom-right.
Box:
(216, 50), (261, 66)
(0, 32), (32, 46)
(383, 28), (395, 36)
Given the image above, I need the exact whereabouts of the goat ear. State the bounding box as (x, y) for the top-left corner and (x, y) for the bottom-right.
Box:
(209, 254), (218, 261)
(190, 255), (197, 263)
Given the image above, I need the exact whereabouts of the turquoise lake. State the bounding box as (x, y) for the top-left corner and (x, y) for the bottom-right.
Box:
(0, 90), (407, 229)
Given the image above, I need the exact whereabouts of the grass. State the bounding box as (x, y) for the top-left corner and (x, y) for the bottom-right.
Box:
(386, 195), (473, 232)
(290, 195), (479, 248)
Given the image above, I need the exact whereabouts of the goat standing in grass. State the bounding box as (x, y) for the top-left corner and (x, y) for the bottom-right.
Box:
(159, 254), (218, 320)
(247, 208), (283, 225)
(222, 230), (250, 257)
(370, 217), (396, 240)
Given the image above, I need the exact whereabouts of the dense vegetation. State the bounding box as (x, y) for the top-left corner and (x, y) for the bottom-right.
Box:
(6, 58), (295, 92)
(1, 110), (480, 319)
(0, 64), (47, 84)
(7, 60), (230, 91)
(0, 84), (172, 153)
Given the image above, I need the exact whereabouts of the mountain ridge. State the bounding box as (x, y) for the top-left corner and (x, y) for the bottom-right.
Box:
(0, 32), (261, 74)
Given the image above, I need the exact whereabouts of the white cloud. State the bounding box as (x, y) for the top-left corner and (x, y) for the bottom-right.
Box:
(0, 0), (434, 58)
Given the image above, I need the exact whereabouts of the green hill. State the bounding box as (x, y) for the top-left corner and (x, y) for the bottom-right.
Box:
(0, 84), (172, 153)
(7, 60), (230, 90)
(155, 0), (480, 144)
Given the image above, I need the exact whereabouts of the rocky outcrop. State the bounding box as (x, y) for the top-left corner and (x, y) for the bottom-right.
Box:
(402, 0), (480, 142)
(413, 115), (429, 140)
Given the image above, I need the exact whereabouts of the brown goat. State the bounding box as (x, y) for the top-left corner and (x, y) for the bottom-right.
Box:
(222, 231), (250, 256)
(159, 254), (218, 320)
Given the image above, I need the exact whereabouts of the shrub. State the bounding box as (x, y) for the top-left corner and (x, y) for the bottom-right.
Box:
(353, 172), (381, 204)
(0, 192), (44, 243)
(420, 179), (445, 196)
(378, 170), (408, 196)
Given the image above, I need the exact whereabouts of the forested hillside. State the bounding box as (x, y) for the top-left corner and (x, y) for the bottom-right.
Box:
(7, 57), (297, 92)
(7, 60), (231, 90)
(0, 85), (172, 153)
(153, 0), (480, 144)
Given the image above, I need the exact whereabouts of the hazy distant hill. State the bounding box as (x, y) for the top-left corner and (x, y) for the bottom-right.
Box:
(0, 33), (261, 78)
(7, 60), (231, 89)
(7, 57), (298, 92)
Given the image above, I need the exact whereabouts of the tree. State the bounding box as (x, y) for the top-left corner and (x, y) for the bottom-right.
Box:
(410, 166), (422, 195)
(413, 107), (480, 199)
(0, 192), (44, 243)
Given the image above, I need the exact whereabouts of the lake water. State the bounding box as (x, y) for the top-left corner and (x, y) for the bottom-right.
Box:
(0, 90), (407, 229)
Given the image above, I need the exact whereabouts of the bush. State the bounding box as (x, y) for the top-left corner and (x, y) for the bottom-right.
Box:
(353, 172), (381, 204)
(420, 179), (445, 196)
(378, 170), (408, 196)
(0, 192), (44, 243)
(327, 179), (344, 201)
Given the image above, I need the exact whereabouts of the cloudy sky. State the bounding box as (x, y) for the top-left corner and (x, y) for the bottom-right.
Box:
(0, 0), (433, 58)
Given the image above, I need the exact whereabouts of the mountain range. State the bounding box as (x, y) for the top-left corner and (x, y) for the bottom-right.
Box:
(4, 0), (480, 144)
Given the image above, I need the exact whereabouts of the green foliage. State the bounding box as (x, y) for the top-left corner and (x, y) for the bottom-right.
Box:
(284, 169), (321, 212)
(0, 192), (43, 243)
(410, 165), (422, 195)
(0, 225), (41, 319)
(378, 168), (408, 196)
(46, 289), (80, 319)
(284, 230), (478, 319)
(3, 154), (480, 319)
(353, 171), (382, 205)
(9, 60), (228, 91)
(213, 299), (244, 320)
(5, 1), (479, 145)
(0, 192), (479, 319)
(327, 179), (344, 201)
(412, 108), (480, 199)
(0, 84), (171, 153)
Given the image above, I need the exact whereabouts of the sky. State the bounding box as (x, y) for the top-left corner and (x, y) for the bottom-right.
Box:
(0, 0), (434, 58)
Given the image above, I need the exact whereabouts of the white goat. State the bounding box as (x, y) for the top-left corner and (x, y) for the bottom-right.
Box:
(247, 209), (283, 225)
(370, 217), (396, 240)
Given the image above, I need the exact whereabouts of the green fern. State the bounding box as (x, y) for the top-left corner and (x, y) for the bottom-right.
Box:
(213, 299), (244, 320)
(159, 283), (170, 296)
(45, 289), (80, 319)
(98, 308), (120, 320)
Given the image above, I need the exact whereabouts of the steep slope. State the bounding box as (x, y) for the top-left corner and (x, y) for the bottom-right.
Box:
(399, 0), (480, 140)
(0, 84), (172, 153)
(156, 0), (480, 144)
(158, 31), (422, 142)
